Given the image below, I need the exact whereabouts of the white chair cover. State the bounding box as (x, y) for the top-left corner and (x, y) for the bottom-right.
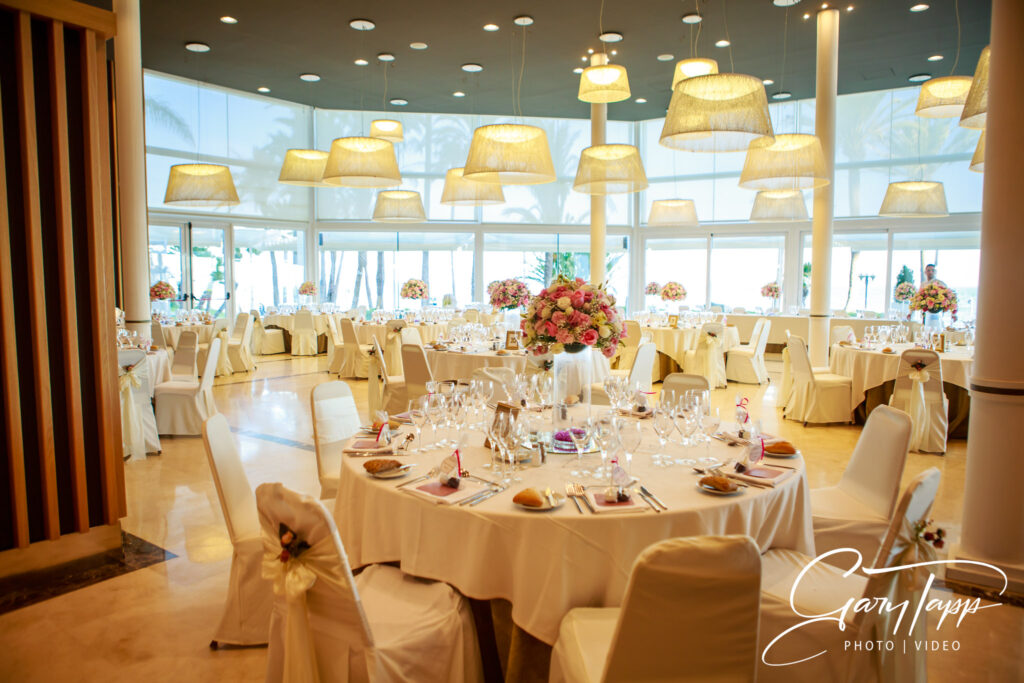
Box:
(227, 313), (256, 372)
(118, 349), (160, 460)
(551, 536), (761, 683)
(660, 373), (709, 405)
(613, 320), (641, 370)
(257, 482), (483, 683)
(151, 320), (173, 363)
(727, 318), (771, 384)
(155, 338), (221, 435)
(463, 309), (480, 323)
(291, 310), (320, 356)
(400, 327), (424, 347)
(683, 323), (727, 389)
(470, 366), (517, 403)
(170, 330), (198, 381)
(201, 414), (273, 646)
(784, 335), (852, 424)
(254, 311), (287, 355)
(889, 349), (948, 454)
(384, 320), (405, 375)
(811, 405), (911, 567)
(310, 382), (362, 500)
(830, 324), (855, 346)
(592, 343), (657, 406)
(326, 316), (345, 374)
(337, 319), (371, 379)
(369, 338), (406, 416)
(401, 344), (433, 402)
(198, 319), (233, 377)
(758, 468), (941, 683)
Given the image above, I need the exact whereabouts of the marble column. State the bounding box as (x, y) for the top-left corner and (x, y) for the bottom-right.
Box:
(589, 54), (607, 286)
(114, 0), (151, 336)
(808, 9), (838, 367)
(947, 0), (1024, 594)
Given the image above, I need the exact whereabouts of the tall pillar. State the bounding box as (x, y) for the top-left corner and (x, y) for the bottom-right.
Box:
(114, 0), (151, 336)
(589, 53), (607, 286)
(947, 0), (1024, 595)
(808, 8), (838, 367)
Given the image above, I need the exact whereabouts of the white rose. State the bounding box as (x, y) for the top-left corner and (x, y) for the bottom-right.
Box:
(550, 343), (565, 354)
(599, 325), (612, 338)
(541, 306), (552, 319)
(557, 296), (572, 310)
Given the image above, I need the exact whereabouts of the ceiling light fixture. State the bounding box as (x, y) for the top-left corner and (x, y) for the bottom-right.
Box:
(579, 61), (631, 103)
(763, 79), (775, 85)
(464, 124), (556, 185)
(453, 91), (466, 97)
(372, 190), (426, 223)
(257, 86), (270, 93)
(916, 76), (973, 118)
(513, 15), (534, 26)
(927, 54), (944, 62)
(389, 98), (408, 106)
(573, 67), (584, 74)
(573, 144), (648, 195)
(441, 168), (505, 206)
(661, 73), (775, 152)
(370, 119), (404, 143)
(969, 131), (984, 173)
(322, 137), (401, 187)
(846, 5), (854, 11)
(483, 23), (499, 32)
(773, 0), (803, 6)
(219, 16), (237, 24)
(354, 58), (369, 66)
(803, 13), (811, 19)
(164, 164), (239, 206)
(715, 39), (731, 48)
(750, 190), (808, 221)
(299, 73), (321, 82)
(185, 42), (210, 53)
(681, 12), (702, 24)
(377, 53), (395, 62)
(599, 31), (623, 43)
(409, 42), (428, 50)
(278, 149), (329, 186)
(657, 54), (675, 62)
(648, 199), (699, 226)
(462, 63), (483, 72)
(960, 45), (989, 129)
(672, 58), (719, 89)
(635, 98), (647, 103)
(908, 73), (931, 82)
(771, 91), (793, 100)
(879, 181), (948, 217)
(739, 134), (830, 190)
(910, 3), (929, 12)
(349, 18), (375, 30)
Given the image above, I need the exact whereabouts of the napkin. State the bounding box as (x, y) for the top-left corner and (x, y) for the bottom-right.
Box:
(406, 479), (488, 505)
(729, 465), (792, 488)
(584, 491), (646, 514)
(343, 438), (402, 456)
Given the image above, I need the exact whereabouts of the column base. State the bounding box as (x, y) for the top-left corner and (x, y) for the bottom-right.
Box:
(945, 542), (1024, 600)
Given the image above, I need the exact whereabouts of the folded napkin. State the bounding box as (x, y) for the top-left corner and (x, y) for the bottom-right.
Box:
(584, 491), (646, 514)
(406, 479), (488, 505)
(343, 438), (403, 456)
(729, 465), (792, 488)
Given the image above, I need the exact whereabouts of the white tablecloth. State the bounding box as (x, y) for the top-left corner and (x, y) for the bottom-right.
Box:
(334, 425), (813, 645)
(727, 314), (907, 345)
(354, 322), (448, 347)
(263, 313), (330, 336)
(643, 325), (741, 367)
(145, 349), (171, 397)
(161, 323), (214, 350)
(829, 342), (973, 411)
(426, 348), (528, 382)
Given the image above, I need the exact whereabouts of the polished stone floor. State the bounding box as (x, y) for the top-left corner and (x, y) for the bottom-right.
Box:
(0, 354), (1019, 681)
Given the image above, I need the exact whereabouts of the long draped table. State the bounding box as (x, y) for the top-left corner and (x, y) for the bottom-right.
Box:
(354, 322), (448, 347)
(727, 314), (907, 345)
(425, 348), (529, 383)
(160, 323), (214, 350)
(641, 325), (742, 381)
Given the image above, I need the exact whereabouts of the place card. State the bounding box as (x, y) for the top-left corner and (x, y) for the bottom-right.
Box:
(667, 315), (679, 328)
(505, 330), (520, 350)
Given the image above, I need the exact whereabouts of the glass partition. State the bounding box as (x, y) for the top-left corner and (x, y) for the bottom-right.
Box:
(644, 237), (709, 309)
(709, 234), (785, 311)
(890, 231), (980, 321)
(801, 232), (889, 313)
(232, 226), (305, 310)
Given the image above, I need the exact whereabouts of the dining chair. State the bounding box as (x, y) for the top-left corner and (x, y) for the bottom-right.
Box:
(400, 326), (424, 347)
(758, 468), (941, 683)
(810, 404), (912, 565)
(384, 320), (406, 374)
(660, 373), (710, 405)
(169, 330), (198, 381)
(592, 342), (657, 406)
(118, 349), (161, 460)
(251, 310), (286, 356)
(150, 320), (173, 362)
(470, 366), (516, 403)
(227, 312), (255, 373)
(198, 318), (232, 377)
(783, 335), (852, 424)
(613, 320), (642, 371)
(337, 318), (372, 379)
(257, 483), (484, 683)
(372, 338), (407, 415)
(201, 414), (273, 648)
(889, 349), (948, 454)
(310, 381), (362, 500)
(326, 315), (345, 374)
(155, 338), (221, 435)
(682, 322), (727, 389)
(830, 324), (855, 346)
(463, 309), (480, 323)
(401, 343), (434, 402)
(727, 318), (771, 384)
(550, 535), (761, 683)
(291, 309), (319, 356)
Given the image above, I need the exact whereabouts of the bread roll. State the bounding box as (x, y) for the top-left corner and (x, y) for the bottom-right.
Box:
(699, 475), (738, 492)
(363, 459), (402, 474)
(513, 488), (545, 507)
(765, 440), (797, 455)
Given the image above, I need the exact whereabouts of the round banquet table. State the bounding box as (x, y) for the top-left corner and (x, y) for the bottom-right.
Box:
(425, 348), (529, 383)
(354, 322), (447, 347)
(333, 423), (813, 648)
(829, 342), (974, 436)
(160, 323), (214, 350)
(642, 325), (742, 381)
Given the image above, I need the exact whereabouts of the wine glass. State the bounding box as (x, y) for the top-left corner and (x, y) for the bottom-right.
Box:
(616, 419), (643, 476)
(569, 416), (592, 466)
(408, 397), (428, 453)
(594, 414), (619, 481)
(425, 393), (444, 449)
(651, 406), (675, 467)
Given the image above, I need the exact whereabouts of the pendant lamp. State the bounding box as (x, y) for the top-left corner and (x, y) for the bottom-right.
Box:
(372, 190), (426, 223)
(578, 63), (631, 103)
(739, 134), (829, 191)
(878, 181), (949, 217)
(573, 144), (648, 195)
(463, 124), (556, 185)
(660, 73), (774, 152)
(959, 45), (989, 129)
(440, 168), (505, 205)
(969, 131), (984, 173)
(322, 137), (402, 187)
(749, 190), (808, 221)
(278, 149), (329, 186)
(648, 199), (698, 226)
(370, 119), (404, 143)
(915, 76), (974, 118)
(672, 58), (718, 90)
(164, 164), (240, 206)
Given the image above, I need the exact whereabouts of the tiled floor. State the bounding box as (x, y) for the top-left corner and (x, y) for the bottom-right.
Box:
(0, 354), (1019, 681)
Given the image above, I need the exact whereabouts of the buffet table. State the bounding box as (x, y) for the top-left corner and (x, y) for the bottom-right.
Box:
(727, 314), (906, 345)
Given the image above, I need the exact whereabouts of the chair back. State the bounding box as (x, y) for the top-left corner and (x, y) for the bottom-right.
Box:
(171, 330), (198, 379)
(202, 414), (260, 543)
(831, 324), (855, 346)
(732, 306), (746, 314)
(622, 320), (641, 349)
(893, 349), (944, 398)
(754, 318), (771, 356)
(709, 305), (723, 313)
(470, 367), (516, 403)
(151, 321), (167, 350)
(400, 327), (424, 347)
(371, 338), (390, 379)
(786, 335), (815, 386)
(448, 317), (468, 327)
(464, 309), (480, 323)
(295, 309), (315, 331)
(401, 344), (433, 399)
(627, 342), (657, 391)
(325, 315), (343, 346)
(602, 536), (761, 682)
(117, 349), (152, 398)
(748, 318), (764, 348)
(231, 313), (248, 341)
(661, 373), (710, 404)
(310, 382), (361, 487)
(340, 318), (360, 346)
(385, 319), (406, 333)
(839, 405), (912, 518)
(700, 321), (724, 338)
(211, 318), (228, 336)
(237, 312), (254, 348)
(198, 338), (221, 393)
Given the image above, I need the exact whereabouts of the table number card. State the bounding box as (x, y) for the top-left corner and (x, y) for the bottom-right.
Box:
(667, 315), (679, 328)
(505, 330), (520, 350)
(484, 401), (520, 449)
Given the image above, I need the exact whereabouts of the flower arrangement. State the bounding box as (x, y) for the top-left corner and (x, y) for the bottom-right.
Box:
(401, 278), (429, 300)
(761, 282), (781, 300)
(521, 275), (625, 358)
(298, 281), (317, 296)
(644, 281), (661, 296)
(913, 519), (946, 550)
(149, 281), (175, 301)
(489, 278), (531, 310)
(486, 280), (500, 297)
(894, 281), (916, 302)
(909, 282), (958, 315)
(660, 281), (687, 302)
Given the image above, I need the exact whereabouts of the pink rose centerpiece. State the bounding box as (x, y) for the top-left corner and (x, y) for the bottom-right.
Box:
(894, 282), (915, 302)
(910, 281), (958, 330)
(298, 281), (317, 296)
(401, 278), (428, 301)
(644, 281), (661, 296)
(760, 282), (781, 303)
(489, 278), (531, 311)
(660, 281), (687, 302)
(149, 280), (175, 301)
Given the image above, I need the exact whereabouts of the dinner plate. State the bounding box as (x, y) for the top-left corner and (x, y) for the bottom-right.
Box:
(764, 449), (801, 459)
(369, 465), (413, 479)
(696, 482), (744, 496)
(514, 492), (566, 512)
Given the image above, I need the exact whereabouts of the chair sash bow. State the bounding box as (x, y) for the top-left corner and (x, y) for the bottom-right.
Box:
(119, 366), (145, 460)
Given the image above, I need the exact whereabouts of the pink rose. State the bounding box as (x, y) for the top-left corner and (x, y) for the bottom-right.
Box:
(533, 345), (549, 356)
(555, 329), (572, 344)
(602, 345), (616, 358)
(575, 277), (585, 285)
(551, 311), (567, 326)
(570, 290), (585, 308)
(544, 321), (558, 337)
(581, 329), (599, 346)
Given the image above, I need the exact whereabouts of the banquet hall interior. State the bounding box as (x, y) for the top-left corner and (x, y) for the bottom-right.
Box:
(0, 0), (1022, 680)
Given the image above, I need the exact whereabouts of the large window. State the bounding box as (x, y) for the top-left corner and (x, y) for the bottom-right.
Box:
(148, 224), (186, 312)
(644, 237), (708, 308)
(801, 232), (889, 313)
(891, 231), (980, 321)
(233, 226), (305, 310)
(709, 234), (785, 310)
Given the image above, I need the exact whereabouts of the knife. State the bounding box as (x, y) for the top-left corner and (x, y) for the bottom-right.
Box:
(469, 489), (500, 506)
(640, 485), (668, 510)
(635, 488), (660, 513)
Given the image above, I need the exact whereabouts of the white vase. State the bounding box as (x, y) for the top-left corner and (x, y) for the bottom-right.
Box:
(552, 344), (592, 431)
(924, 311), (944, 332)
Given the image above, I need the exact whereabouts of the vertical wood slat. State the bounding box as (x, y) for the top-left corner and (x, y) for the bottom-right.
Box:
(15, 11), (60, 540)
(48, 20), (89, 532)
(0, 55), (30, 549)
(82, 28), (123, 522)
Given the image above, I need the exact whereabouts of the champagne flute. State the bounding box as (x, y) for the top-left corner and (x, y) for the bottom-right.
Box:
(408, 397), (428, 453)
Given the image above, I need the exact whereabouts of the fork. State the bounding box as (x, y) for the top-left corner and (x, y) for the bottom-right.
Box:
(396, 467), (438, 489)
(564, 483), (584, 514)
(571, 482), (595, 513)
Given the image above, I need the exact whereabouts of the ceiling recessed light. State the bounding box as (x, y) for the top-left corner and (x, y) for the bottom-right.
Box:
(773, 0), (802, 5)
(588, 48), (595, 54)
(453, 91), (466, 97)
(635, 98), (647, 103)
(257, 86), (270, 93)
(573, 67), (584, 74)
(185, 42), (210, 53)
(483, 23), (499, 32)
(513, 15), (534, 26)
(461, 63), (483, 72)
(300, 73), (321, 82)
(910, 3), (929, 12)
(599, 31), (623, 43)
(821, 3), (829, 8)
(927, 54), (943, 62)
(771, 91), (792, 100)
(908, 73), (931, 82)
(219, 16), (237, 24)
(610, 50), (617, 56)
(581, 56), (588, 62)
(378, 53), (395, 62)
(715, 39), (730, 48)
(763, 78), (775, 85)
(846, 5), (854, 11)
(657, 53), (674, 62)
(803, 13), (811, 19)
(390, 98), (408, 106)
(681, 12), (703, 24)
(354, 58), (369, 66)
(409, 42), (428, 50)
(349, 18), (375, 30)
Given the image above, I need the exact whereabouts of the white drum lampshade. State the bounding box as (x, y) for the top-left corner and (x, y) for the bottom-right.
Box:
(573, 144), (648, 195)
(660, 73), (774, 152)
(370, 119), (404, 143)
(739, 134), (829, 191)
(915, 76), (973, 118)
(672, 58), (719, 90)
(969, 131), (984, 173)
(750, 190), (809, 221)
(322, 137), (402, 187)
(878, 181), (949, 217)
(578, 64), (631, 103)
(164, 164), (240, 206)
(463, 124), (556, 185)
(440, 167), (505, 206)
(648, 199), (698, 226)
(960, 45), (989, 129)
(277, 149), (329, 186)
(372, 190), (426, 223)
